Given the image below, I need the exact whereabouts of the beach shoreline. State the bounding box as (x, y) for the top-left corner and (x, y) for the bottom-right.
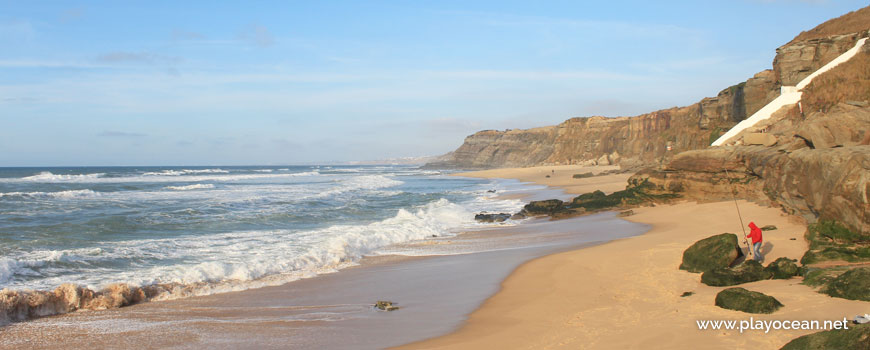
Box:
(0, 171), (646, 349)
(398, 165), (868, 349)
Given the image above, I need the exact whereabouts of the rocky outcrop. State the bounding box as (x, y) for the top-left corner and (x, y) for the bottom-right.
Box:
(781, 324), (870, 350)
(821, 267), (870, 301)
(474, 213), (512, 223)
(679, 233), (743, 273)
(701, 260), (772, 287)
(715, 287), (784, 314)
(764, 258), (801, 280)
(429, 79), (777, 168)
(632, 104), (870, 235)
(428, 29), (868, 170)
(773, 32), (868, 86)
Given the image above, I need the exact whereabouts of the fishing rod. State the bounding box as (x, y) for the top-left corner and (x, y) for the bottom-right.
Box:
(724, 167), (751, 258)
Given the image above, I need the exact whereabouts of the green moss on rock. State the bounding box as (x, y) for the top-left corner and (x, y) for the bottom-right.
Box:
(801, 221), (870, 265)
(764, 258), (801, 279)
(702, 260), (772, 286)
(679, 233), (742, 273)
(715, 287), (783, 314)
(821, 267), (870, 301)
(801, 267), (849, 287)
(569, 179), (679, 212)
(521, 199), (564, 216)
(780, 323), (870, 350)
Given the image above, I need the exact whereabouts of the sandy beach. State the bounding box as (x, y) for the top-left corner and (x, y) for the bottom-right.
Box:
(400, 166), (868, 349)
(452, 165), (631, 196)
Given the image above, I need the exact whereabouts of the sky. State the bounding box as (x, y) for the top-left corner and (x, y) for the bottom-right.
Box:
(0, 0), (866, 166)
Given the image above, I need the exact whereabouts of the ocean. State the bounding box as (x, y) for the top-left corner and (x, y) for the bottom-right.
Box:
(0, 165), (525, 296)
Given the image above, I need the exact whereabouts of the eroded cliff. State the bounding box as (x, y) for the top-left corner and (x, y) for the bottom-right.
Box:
(429, 27), (868, 169)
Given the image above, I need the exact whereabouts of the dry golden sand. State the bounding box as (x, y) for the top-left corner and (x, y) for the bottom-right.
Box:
(453, 164), (632, 195)
(399, 166), (869, 350)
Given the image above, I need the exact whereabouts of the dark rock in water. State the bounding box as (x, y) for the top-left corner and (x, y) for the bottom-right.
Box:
(572, 190), (606, 204)
(821, 267), (870, 301)
(549, 207), (586, 220)
(510, 212), (527, 220)
(521, 199), (564, 216)
(715, 287), (783, 314)
(764, 258), (801, 279)
(680, 291), (694, 297)
(679, 233), (742, 273)
(617, 210), (634, 217)
(374, 301), (400, 311)
(702, 260), (772, 287)
(474, 213), (511, 223)
(780, 323), (870, 350)
(761, 225), (778, 231)
(572, 172), (594, 179)
(487, 190), (497, 193)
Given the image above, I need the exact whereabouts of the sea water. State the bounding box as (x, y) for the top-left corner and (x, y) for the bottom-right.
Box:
(0, 166), (524, 296)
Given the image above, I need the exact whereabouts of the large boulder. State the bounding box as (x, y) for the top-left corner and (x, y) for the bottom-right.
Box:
(715, 287), (783, 314)
(764, 258), (801, 279)
(821, 267), (870, 301)
(780, 323), (870, 350)
(679, 233), (743, 273)
(474, 213), (511, 223)
(701, 260), (772, 286)
(520, 199), (564, 216)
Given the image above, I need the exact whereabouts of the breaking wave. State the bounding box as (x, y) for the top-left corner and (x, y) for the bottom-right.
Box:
(164, 184), (215, 191)
(0, 189), (99, 199)
(142, 168), (229, 176)
(0, 196), (523, 325)
(18, 172), (105, 182)
(0, 171), (321, 184)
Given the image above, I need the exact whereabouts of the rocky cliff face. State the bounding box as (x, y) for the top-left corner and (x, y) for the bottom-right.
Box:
(429, 31), (866, 169)
(773, 32), (867, 86)
(633, 104), (870, 234)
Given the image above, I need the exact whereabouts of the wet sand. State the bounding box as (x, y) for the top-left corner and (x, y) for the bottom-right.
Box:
(400, 166), (870, 349)
(0, 212), (648, 349)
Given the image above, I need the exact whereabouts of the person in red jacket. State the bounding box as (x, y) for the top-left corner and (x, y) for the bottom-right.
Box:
(747, 222), (763, 261)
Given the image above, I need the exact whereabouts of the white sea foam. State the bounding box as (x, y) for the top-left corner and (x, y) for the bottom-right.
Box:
(0, 195), (521, 295)
(18, 172), (105, 182)
(143, 169), (229, 176)
(316, 175), (404, 198)
(165, 184), (215, 191)
(0, 171), (320, 184)
(0, 189), (99, 199)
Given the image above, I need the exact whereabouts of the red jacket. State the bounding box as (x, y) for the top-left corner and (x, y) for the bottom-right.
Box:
(747, 222), (763, 244)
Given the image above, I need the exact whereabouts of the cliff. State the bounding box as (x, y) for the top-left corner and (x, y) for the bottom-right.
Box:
(428, 11), (870, 169)
(634, 101), (870, 235)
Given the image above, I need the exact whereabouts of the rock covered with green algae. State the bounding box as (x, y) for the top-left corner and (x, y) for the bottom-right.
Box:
(821, 267), (870, 301)
(714, 287), (783, 314)
(520, 199), (564, 216)
(679, 233), (742, 273)
(702, 260), (772, 287)
(801, 220), (870, 265)
(764, 257), (801, 279)
(374, 301), (400, 311)
(780, 323), (870, 350)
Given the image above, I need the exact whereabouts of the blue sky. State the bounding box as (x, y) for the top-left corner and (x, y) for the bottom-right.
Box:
(0, 0), (865, 165)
